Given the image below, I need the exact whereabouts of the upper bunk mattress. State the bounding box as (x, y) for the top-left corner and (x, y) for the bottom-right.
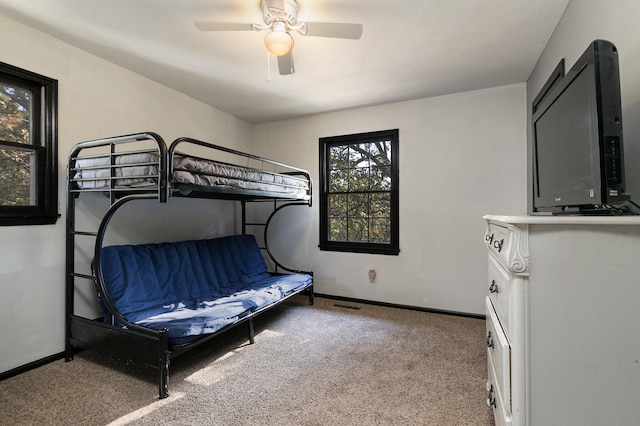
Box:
(73, 152), (159, 189)
(171, 155), (309, 197)
(73, 152), (310, 198)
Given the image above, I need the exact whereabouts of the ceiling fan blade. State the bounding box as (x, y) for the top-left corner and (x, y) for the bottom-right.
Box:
(303, 22), (363, 39)
(277, 52), (295, 75)
(194, 21), (255, 31)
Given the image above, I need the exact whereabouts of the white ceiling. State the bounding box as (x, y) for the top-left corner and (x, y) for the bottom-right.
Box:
(0, 0), (569, 124)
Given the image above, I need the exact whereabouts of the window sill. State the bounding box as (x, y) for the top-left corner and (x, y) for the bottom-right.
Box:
(0, 213), (60, 226)
(319, 243), (400, 256)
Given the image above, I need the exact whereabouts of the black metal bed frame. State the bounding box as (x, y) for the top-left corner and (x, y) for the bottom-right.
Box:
(65, 132), (313, 399)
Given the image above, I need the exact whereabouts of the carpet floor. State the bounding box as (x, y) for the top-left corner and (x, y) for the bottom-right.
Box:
(0, 296), (493, 425)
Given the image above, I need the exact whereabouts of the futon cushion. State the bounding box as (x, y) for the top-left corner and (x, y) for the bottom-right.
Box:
(98, 234), (312, 344)
(100, 234), (272, 323)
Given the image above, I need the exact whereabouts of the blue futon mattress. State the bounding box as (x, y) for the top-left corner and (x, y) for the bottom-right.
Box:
(99, 234), (312, 345)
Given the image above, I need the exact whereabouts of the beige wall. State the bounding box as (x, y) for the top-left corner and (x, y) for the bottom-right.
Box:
(251, 83), (528, 314)
(0, 14), (252, 373)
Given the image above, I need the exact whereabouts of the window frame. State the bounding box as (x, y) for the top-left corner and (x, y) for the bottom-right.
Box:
(0, 62), (58, 226)
(319, 129), (399, 255)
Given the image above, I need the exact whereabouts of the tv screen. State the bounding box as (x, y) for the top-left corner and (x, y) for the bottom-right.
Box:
(532, 40), (628, 214)
(535, 64), (598, 202)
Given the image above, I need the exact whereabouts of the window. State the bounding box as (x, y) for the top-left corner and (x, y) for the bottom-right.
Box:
(319, 129), (399, 255)
(0, 62), (58, 225)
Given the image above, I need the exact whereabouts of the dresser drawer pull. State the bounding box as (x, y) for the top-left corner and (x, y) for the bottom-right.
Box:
(486, 382), (497, 408)
(489, 280), (499, 293)
(486, 233), (504, 252)
(486, 331), (494, 348)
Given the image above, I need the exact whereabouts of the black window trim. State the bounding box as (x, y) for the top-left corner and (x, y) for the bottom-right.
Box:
(0, 61), (58, 226)
(319, 129), (400, 255)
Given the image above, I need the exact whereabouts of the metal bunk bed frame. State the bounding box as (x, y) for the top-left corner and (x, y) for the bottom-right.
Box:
(64, 132), (313, 398)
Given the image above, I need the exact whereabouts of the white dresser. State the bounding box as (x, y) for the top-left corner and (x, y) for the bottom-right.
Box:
(483, 215), (640, 426)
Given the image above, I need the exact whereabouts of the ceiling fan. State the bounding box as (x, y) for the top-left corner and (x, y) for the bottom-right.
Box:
(195, 0), (363, 75)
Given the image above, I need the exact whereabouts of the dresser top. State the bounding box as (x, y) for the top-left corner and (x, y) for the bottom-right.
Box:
(484, 214), (640, 225)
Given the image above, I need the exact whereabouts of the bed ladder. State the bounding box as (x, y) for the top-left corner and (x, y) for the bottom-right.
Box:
(65, 132), (168, 362)
(64, 222), (99, 361)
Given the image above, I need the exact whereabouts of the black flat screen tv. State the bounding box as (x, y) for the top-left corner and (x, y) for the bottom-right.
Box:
(532, 39), (629, 214)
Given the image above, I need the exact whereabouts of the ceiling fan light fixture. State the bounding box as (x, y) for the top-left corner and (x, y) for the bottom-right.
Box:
(195, 0), (363, 75)
(264, 25), (293, 56)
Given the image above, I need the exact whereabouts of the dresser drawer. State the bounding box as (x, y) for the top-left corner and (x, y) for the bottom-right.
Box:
(487, 254), (514, 339)
(486, 296), (511, 418)
(488, 355), (513, 426)
(484, 219), (529, 276)
(485, 221), (511, 268)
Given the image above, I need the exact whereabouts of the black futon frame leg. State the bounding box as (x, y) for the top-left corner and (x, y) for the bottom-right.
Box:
(248, 318), (255, 344)
(160, 356), (169, 399)
(159, 331), (170, 399)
